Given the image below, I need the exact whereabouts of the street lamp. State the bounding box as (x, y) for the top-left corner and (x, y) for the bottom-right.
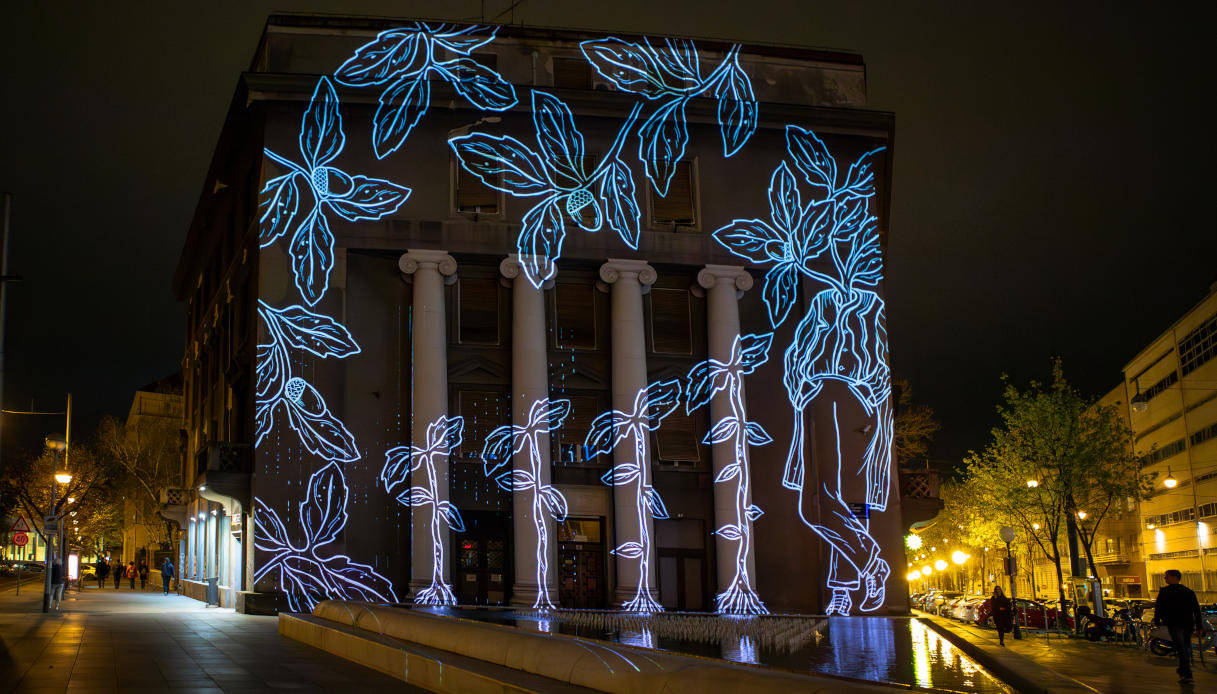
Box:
(934, 559), (948, 571)
(999, 526), (1023, 639)
(1077, 510), (1088, 520)
(1026, 479), (1039, 488)
(952, 550), (968, 565)
(1032, 523), (1040, 531)
(1164, 467), (1178, 489)
(42, 434), (67, 614)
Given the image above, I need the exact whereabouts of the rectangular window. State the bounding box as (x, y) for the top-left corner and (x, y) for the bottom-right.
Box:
(553, 283), (597, 350)
(454, 163), (500, 214)
(554, 395), (603, 465)
(1191, 421), (1217, 448)
(651, 161), (697, 227)
(1180, 313), (1217, 376)
(1141, 437), (1187, 465)
(553, 57), (592, 89)
(455, 390), (509, 461)
(1132, 370), (1179, 407)
(649, 288), (692, 355)
(655, 409), (701, 466)
(458, 277), (501, 345)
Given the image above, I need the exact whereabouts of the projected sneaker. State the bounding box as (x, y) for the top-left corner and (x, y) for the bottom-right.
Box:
(826, 588), (852, 615)
(859, 556), (890, 612)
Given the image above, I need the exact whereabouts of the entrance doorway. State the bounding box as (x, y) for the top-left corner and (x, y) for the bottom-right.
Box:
(657, 518), (708, 611)
(455, 512), (510, 605)
(558, 518), (606, 609)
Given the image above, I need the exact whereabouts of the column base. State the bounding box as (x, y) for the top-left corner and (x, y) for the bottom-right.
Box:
(613, 587), (662, 609)
(509, 581), (559, 608)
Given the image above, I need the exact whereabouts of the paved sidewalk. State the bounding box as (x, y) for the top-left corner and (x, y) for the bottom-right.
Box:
(928, 614), (1216, 694)
(0, 583), (425, 693)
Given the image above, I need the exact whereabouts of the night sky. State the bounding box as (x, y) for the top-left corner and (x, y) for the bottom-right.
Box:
(1, 2), (1214, 470)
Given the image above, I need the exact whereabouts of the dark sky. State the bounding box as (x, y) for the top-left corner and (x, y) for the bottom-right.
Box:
(1, 1), (1214, 468)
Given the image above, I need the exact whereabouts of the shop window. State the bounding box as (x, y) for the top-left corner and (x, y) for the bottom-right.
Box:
(553, 283), (597, 349)
(458, 277), (501, 345)
(651, 161), (698, 227)
(649, 288), (692, 355)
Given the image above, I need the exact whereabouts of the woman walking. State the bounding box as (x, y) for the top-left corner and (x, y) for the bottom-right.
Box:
(126, 561), (137, 589)
(111, 560), (122, 589)
(138, 561), (149, 589)
(991, 585), (1014, 646)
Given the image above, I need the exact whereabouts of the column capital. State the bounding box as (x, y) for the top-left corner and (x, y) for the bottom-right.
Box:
(500, 254), (555, 289)
(697, 264), (754, 294)
(399, 249), (457, 277)
(598, 259), (657, 287)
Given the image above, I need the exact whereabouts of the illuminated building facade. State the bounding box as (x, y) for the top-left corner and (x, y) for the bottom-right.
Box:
(173, 15), (905, 614)
(1125, 286), (1217, 599)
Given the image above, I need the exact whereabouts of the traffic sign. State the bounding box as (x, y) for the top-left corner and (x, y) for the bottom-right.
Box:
(10, 516), (30, 533)
(12, 532), (28, 547)
(43, 520), (58, 535)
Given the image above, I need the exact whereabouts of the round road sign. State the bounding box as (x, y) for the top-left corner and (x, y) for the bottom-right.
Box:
(12, 532), (29, 547)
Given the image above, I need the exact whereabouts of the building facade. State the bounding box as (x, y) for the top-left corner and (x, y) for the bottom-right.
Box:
(174, 15), (905, 615)
(1125, 286), (1217, 600)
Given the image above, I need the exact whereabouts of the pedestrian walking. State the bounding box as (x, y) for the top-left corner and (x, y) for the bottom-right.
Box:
(111, 561), (122, 589)
(126, 561), (137, 589)
(96, 560), (109, 589)
(160, 557), (175, 596)
(50, 557), (65, 611)
(1153, 569), (1204, 684)
(991, 585), (1014, 646)
(138, 561), (149, 589)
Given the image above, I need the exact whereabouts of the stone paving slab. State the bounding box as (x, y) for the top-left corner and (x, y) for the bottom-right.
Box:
(924, 612), (1216, 694)
(0, 581), (425, 693)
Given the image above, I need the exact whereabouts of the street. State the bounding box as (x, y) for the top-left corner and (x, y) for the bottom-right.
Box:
(0, 581), (424, 693)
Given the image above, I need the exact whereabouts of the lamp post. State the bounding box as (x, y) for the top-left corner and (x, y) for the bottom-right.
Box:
(999, 526), (1022, 639)
(42, 434), (68, 612)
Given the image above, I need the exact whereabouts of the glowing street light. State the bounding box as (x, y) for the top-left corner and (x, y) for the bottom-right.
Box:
(1077, 510), (1088, 520)
(951, 550), (968, 565)
(934, 559), (948, 571)
(906, 571), (921, 582)
(1164, 467), (1178, 489)
(1026, 479), (1039, 488)
(905, 534), (924, 550)
(921, 566), (933, 577)
(1032, 523), (1040, 531)
(1147, 522), (1155, 530)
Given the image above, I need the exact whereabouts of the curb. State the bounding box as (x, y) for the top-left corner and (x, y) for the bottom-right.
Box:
(917, 616), (1099, 694)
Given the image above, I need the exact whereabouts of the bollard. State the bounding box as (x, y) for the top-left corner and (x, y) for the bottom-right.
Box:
(205, 577), (220, 606)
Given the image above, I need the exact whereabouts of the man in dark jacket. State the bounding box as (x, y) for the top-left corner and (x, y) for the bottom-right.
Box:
(1153, 569), (1204, 683)
(160, 557), (175, 596)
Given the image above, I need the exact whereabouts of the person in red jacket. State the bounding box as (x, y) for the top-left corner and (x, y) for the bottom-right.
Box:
(125, 561), (137, 589)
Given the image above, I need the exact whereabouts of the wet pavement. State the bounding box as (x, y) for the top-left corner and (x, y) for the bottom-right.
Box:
(0, 581), (423, 693)
(931, 613), (1217, 694)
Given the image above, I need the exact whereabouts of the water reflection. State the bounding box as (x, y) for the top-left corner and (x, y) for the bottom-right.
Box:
(415, 607), (1009, 693)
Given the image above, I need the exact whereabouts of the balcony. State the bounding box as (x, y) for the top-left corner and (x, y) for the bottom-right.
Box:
(899, 467), (943, 528)
(1092, 551), (1133, 566)
(194, 442), (252, 513)
(157, 487), (190, 528)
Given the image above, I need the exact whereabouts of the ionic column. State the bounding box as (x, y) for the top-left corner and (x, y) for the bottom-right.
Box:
(399, 249), (457, 595)
(599, 258), (658, 606)
(697, 265), (757, 600)
(500, 254), (556, 606)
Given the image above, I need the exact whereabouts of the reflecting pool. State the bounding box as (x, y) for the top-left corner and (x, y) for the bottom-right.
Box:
(410, 607), (1011, 693)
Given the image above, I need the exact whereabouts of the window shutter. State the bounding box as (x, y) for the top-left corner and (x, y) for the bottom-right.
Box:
(554, 283), (597, 349)
(652, 162), (696, 225)
(456, 166), (499, 213)
(656, 409), (701, 465)
(649, 288), (692, 355)
(459, 278), (501, 345)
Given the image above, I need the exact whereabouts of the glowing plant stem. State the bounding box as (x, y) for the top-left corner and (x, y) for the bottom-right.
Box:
(629, 426), (658, 611)
(527, 432), (553, 608)
(425, 453), (444, 594)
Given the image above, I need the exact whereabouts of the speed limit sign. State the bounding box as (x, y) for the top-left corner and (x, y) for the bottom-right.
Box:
(12, 532), (29, 547)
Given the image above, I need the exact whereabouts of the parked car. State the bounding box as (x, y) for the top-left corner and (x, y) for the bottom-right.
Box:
(977, 597), (1074, 630)
(957, 596), (986, 623)
(928, 592), (963, 616)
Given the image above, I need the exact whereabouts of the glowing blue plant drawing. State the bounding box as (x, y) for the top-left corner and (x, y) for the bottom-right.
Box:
(335, 23), (517, 158)
(580, 37), (756, 195)
(481, 398), (571, 609)
(584, 380), (682, 612)
(381, 415), (465, 605)
(255, 301), (361, 462)
(449, 91), (644, 287)
(686, 333), (774, 614)
(254, 461), (397, 612)
(713, 126), (891, 615)
(259, 77), (411, 305)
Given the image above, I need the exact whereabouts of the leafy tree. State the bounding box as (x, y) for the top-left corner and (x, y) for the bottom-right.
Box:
(0, 443), (116, 554)
(893, 378), (940, 467)
(962, 361), (1148, 617)
(96, 414), (183, 552)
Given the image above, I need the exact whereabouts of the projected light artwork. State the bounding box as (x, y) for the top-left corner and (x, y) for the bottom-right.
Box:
(255, 301), (361, 462)
(336, 23), (518, 158)
(254, 462), (397, 612)
(686, 333), (774, 614)
(580, 37), (757, 195)
(713, 126), (891, 615)
(585, 380), (682, 612)
(449, 91), (644, 288)
(259, 76), (411, 306)
(382, 415), (466, 605)
(481, 398), (572, 609)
